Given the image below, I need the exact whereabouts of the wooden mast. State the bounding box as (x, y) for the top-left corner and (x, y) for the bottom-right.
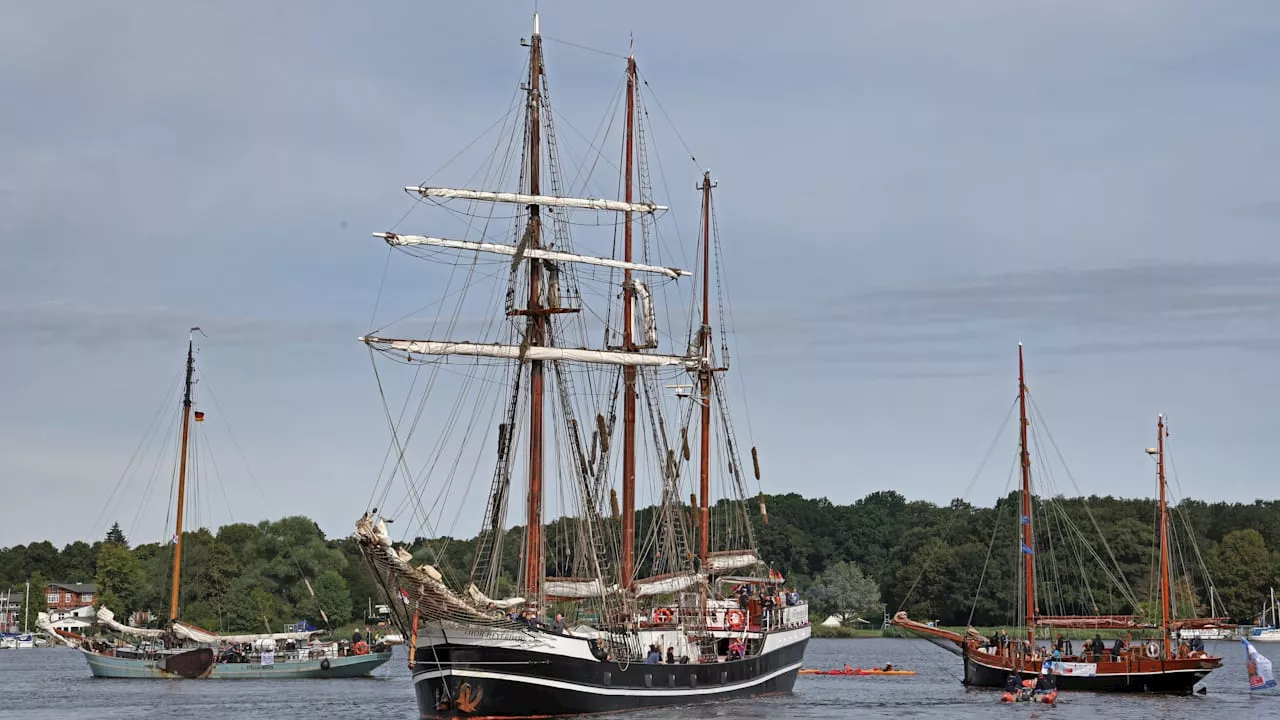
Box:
(168, 333), (196, 620)
(1017, 343), (1035, 644)
(620, 45), (638, 589)
(1157, 414), (1172, 658)
(698, 171), (713, 564)
(523, 13), (546, 599)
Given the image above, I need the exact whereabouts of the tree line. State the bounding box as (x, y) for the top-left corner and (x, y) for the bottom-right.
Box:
(1, 490), (1276, 634)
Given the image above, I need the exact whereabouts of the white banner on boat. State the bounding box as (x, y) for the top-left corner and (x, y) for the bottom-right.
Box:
(1044, 660), (1096, 677)
(261, 651), (274, 667)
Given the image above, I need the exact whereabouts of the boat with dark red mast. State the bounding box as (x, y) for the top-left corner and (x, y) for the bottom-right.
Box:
(894, 346), (1223, 693)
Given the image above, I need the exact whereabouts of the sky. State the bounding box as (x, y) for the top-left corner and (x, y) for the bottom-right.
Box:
(1, 1), (1278, 549)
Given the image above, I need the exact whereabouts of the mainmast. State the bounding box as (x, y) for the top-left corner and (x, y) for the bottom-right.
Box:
(1156, 414), (1172, 657)
(523, 12), (547, 599)
(620, 45), (638, 589)
(1017, 344), (1035, 643)
(698, 171), (714, 564)
(169, 331), (197, 620)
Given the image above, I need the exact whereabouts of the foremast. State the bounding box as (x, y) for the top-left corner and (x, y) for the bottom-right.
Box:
(169, 329), (198, 620)
(523, 11), (547, 602)
(1017, 343), (1035, 643)
(620, 45), (639, 591)
(1155, 415), (1172, 657)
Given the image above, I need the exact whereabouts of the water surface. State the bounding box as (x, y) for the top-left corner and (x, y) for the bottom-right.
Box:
(2, 638), (1276, 719)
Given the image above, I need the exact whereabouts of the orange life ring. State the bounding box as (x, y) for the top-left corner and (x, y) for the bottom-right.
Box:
(652, 607), (674, 624)
(726, 609), (745, 629)
(354, 641), (370, 656)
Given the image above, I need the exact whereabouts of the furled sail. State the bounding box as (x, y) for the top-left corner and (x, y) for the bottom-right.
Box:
(36, 612), (80, 647)
(632, 572), (704, 597)
(97, 607), (166, 639)
(171, 621), (318, 645)
(407, 186), (666, 214)
(545, 577), (610, 599)
(705, 550), (760, 573)
(361, 337), (703, 369)
(375, 233), (689, 279)
(466, 583), (526, 609)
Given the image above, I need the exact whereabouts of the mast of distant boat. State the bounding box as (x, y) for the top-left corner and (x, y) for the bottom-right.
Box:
(620, 36), (638, 590)
(1017, 344), (1035, 644)
(169, 330), (197, 620)
(523, 12), (547, 600)
(23, 580), (29, 634)
(1157, 415), (1172, 657)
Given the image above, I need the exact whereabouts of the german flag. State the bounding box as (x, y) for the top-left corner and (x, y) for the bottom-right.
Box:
(194, 411), (205, 422)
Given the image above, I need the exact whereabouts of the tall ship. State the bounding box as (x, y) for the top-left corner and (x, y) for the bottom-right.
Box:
(894, 346), (1223, 693)
(352, 13), (809, 717)
(43, 332), (392, 679)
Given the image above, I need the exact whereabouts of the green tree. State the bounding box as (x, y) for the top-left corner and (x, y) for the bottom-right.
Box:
(59, 541), (98, 583)
(307, 570), (352, 627)
(810, 560), (881, 626)
(94, 543), (144, 617)
(1212, 529), (1272, 621)
(105, 523), (128, 547)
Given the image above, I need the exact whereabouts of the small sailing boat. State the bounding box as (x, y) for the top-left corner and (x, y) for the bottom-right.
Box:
(1243, 637), (1277, 690)
(48, 331), (393, 679)
(894, 346), (1223, 693)
(1248, 588), (1280, 642)
(352, 13), (808, 717)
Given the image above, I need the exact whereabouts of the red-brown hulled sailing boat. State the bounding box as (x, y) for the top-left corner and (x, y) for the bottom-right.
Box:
(894, 346), (1223, 693)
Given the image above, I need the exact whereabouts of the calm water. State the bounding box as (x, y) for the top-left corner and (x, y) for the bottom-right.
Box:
(1, 639), (1277, 719)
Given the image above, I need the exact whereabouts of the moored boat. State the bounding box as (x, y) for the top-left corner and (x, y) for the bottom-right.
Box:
(52, 331), (392, 679)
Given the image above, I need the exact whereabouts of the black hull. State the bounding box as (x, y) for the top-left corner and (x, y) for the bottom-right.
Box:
(414, 635), (808, 718)
(963, 651), (1212, 694)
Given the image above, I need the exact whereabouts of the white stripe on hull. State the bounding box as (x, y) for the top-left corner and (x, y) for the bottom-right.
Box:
(413, 661), (803, 697)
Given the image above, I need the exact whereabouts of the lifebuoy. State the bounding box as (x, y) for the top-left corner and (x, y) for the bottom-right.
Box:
(652, 607), (674, 624)
(320, 658), (331, 670)
(354, 641), (370, 656)
(1145, 641), (1160, 659)
(726, 609), (745, 629)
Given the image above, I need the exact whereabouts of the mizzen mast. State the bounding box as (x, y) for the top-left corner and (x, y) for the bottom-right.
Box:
(1017, 344), (1035, 643)
(698, 171), (715, 564)
(523, 11), (547, 600)
(169, 328), (198, 620)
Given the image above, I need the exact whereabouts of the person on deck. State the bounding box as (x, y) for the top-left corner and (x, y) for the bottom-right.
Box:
(882, 663), (894, 672)
(1004, 672), (1021, 694)
(1090, 633), (1104, 659)
(666, 647), (676, 664)
(646, 645), (662, 664)
(1111, 637), (1126, 661)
